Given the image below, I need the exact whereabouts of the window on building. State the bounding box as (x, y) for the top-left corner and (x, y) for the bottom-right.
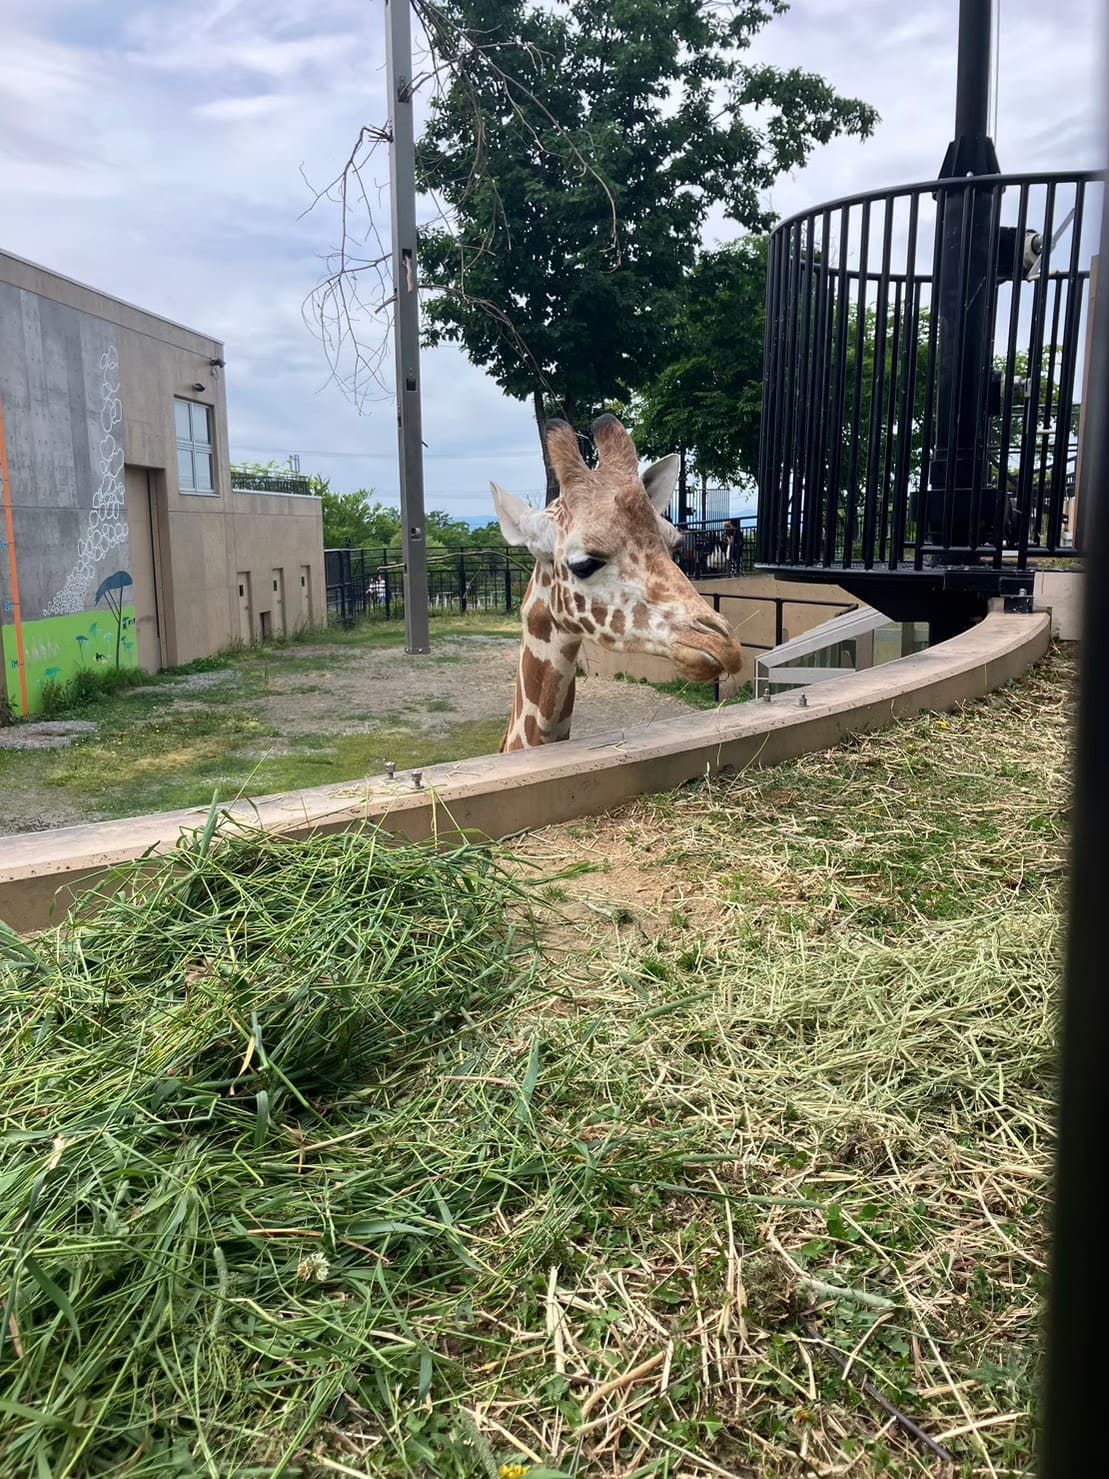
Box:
(174, 399), (215, 494)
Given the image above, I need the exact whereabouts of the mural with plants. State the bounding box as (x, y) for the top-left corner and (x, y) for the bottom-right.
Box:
(2, 581), (136, 714)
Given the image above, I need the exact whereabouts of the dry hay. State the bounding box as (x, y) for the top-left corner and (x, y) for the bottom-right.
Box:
(0, 650), (1073, 1477)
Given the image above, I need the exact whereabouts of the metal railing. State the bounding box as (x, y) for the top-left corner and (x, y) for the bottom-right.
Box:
(324, 546), (534, 624)
(672, 515), (758, 579)
(700, 590), (858, 701)
(757, 170), (1103, 590)
(231, 472), (313, 495)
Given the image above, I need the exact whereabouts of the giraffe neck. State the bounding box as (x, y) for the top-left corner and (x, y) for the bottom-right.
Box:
(501, 572), (582, 750)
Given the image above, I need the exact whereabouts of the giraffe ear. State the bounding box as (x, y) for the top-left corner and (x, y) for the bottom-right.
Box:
(490, 482), (557, 558)
(641, 454), (680, 514)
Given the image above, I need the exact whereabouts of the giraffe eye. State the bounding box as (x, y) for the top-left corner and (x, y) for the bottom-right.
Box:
(568, 556), (606, 579)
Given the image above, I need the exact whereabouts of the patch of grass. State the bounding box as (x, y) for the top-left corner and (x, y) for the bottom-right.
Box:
(32, 715), (509, 820)
(38, 664), (148, 716)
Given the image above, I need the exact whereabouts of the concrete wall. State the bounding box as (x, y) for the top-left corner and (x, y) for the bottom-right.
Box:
(579, 572), (858, 694)
(0, 612), (1050, 933)
(0, 251), (325, 713)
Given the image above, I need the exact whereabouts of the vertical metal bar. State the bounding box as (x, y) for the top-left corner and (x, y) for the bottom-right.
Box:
(783, 224), (805, 563)
(796, 215), (819, 563)
(458, 550), (467, 613)
(940, 184), (977, 553)
(967, 178), (1003, 561)
(757, 231), (782, 565)
(809, 210), (835, 566)
(862, 197), (894, 568)
(1017, 182), (1057, 570)
(1040, 139), (1109, 1479)
(386, 0), (430, 653)
(879, 276), (902, 564)
(504, 554), (513, 613)
(889, 220), (920, 572)
(915, 187), (947, 569)
(775, 599), (784, 649)
(1036, 273), (1065, 545)
(767, 227), (794, 564)
(992, 182), (1030, 567)
(1046, 183), (1087, 551)
(842, 200), (871, 568)
(824, 205), (852, 565)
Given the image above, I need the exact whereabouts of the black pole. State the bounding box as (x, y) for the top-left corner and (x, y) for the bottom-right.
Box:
(1039, 93), (1109, 1477)
(927, 0), (1001, 561)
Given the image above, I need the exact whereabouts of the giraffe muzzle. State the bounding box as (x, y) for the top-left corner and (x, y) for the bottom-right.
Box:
(670, 614), (744, 682)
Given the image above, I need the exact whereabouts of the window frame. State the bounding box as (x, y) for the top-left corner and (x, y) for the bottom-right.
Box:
(174, 397), (217, 496)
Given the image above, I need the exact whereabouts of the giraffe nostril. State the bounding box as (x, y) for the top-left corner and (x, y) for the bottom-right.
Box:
(691, 613), (731, 640)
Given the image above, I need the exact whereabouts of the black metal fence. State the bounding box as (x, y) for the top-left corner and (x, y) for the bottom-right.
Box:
(757, 170), (1103, 595)
(231, 472), (313, 495)
(326, 520), (759, 624)
(324, 546), (535, 624)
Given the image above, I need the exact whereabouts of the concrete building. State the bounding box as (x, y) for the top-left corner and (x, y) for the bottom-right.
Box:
(0, 250), (325, 718)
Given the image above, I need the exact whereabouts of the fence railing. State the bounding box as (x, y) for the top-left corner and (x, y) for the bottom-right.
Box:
(757, 169), (1103, 586)
(324, 546), (534, 624)
(231, 472), (313, 495)
(326, 522), (762, 624)
(699, 589), (858, 701)
(671, 515), (758, 579)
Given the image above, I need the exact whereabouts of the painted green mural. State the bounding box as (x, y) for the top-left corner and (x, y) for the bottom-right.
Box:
(3, 605), (137, 714)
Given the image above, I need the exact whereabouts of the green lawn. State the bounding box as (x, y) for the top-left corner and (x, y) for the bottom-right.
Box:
(1, 613), (520, 826)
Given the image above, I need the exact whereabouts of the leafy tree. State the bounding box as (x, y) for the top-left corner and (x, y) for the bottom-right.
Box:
(630, 238), (768, 508)
(417, 0), (877, 499)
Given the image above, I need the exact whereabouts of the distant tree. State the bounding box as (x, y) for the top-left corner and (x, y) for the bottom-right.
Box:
(414, 0), (877, 500)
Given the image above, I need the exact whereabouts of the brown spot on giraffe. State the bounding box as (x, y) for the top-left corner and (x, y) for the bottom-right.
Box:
(590, 600), (609, 626)
(526, 604), (553, 643)
(610, 609), (626, 636)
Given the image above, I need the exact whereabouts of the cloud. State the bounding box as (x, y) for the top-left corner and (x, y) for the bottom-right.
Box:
(1, 0), (1103, 518)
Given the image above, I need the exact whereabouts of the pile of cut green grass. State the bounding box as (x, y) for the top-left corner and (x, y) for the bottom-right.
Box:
(1, 827), (700, 1477)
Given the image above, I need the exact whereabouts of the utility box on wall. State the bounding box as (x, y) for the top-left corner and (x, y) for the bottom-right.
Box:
(0, 250), (325, 716)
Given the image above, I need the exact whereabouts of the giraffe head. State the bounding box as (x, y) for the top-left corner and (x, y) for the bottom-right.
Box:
(491, 415), (744, 683)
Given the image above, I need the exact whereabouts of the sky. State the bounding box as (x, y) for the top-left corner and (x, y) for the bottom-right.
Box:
(1, 0), (1104, 518)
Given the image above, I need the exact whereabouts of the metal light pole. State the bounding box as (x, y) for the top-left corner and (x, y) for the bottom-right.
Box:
(385, 0), (430, 653)
(1040, 65), (1109, 1477)
(926, 0), (1002, 570)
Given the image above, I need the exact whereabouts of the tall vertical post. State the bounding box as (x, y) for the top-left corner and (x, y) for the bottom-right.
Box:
(1040, 89), (1109, 1476)
(386, 0), (430, 653)
(927, 0), (1000, 560)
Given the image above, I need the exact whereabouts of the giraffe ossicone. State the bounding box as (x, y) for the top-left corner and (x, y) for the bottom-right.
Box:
(493, 414), (744, 751)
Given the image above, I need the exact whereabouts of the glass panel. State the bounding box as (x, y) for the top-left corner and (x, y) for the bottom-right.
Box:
(177, 447), (194, 490)
(194, 452), (213, 492)
(174, 400), (191, 439)
(191, 402), (212, 445)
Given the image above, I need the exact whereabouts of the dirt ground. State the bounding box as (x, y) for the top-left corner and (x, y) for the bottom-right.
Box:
(256, 633), (696, 738)
(2, 626), (709, 834)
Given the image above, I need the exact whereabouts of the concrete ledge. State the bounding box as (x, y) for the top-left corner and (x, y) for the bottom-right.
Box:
(0, 612), (1050, 933)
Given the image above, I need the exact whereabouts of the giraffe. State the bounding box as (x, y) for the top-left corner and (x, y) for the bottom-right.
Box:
(491, 414), (744, 750)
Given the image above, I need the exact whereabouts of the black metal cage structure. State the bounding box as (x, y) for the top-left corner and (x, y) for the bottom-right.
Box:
(756, 169), (1103, 624)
